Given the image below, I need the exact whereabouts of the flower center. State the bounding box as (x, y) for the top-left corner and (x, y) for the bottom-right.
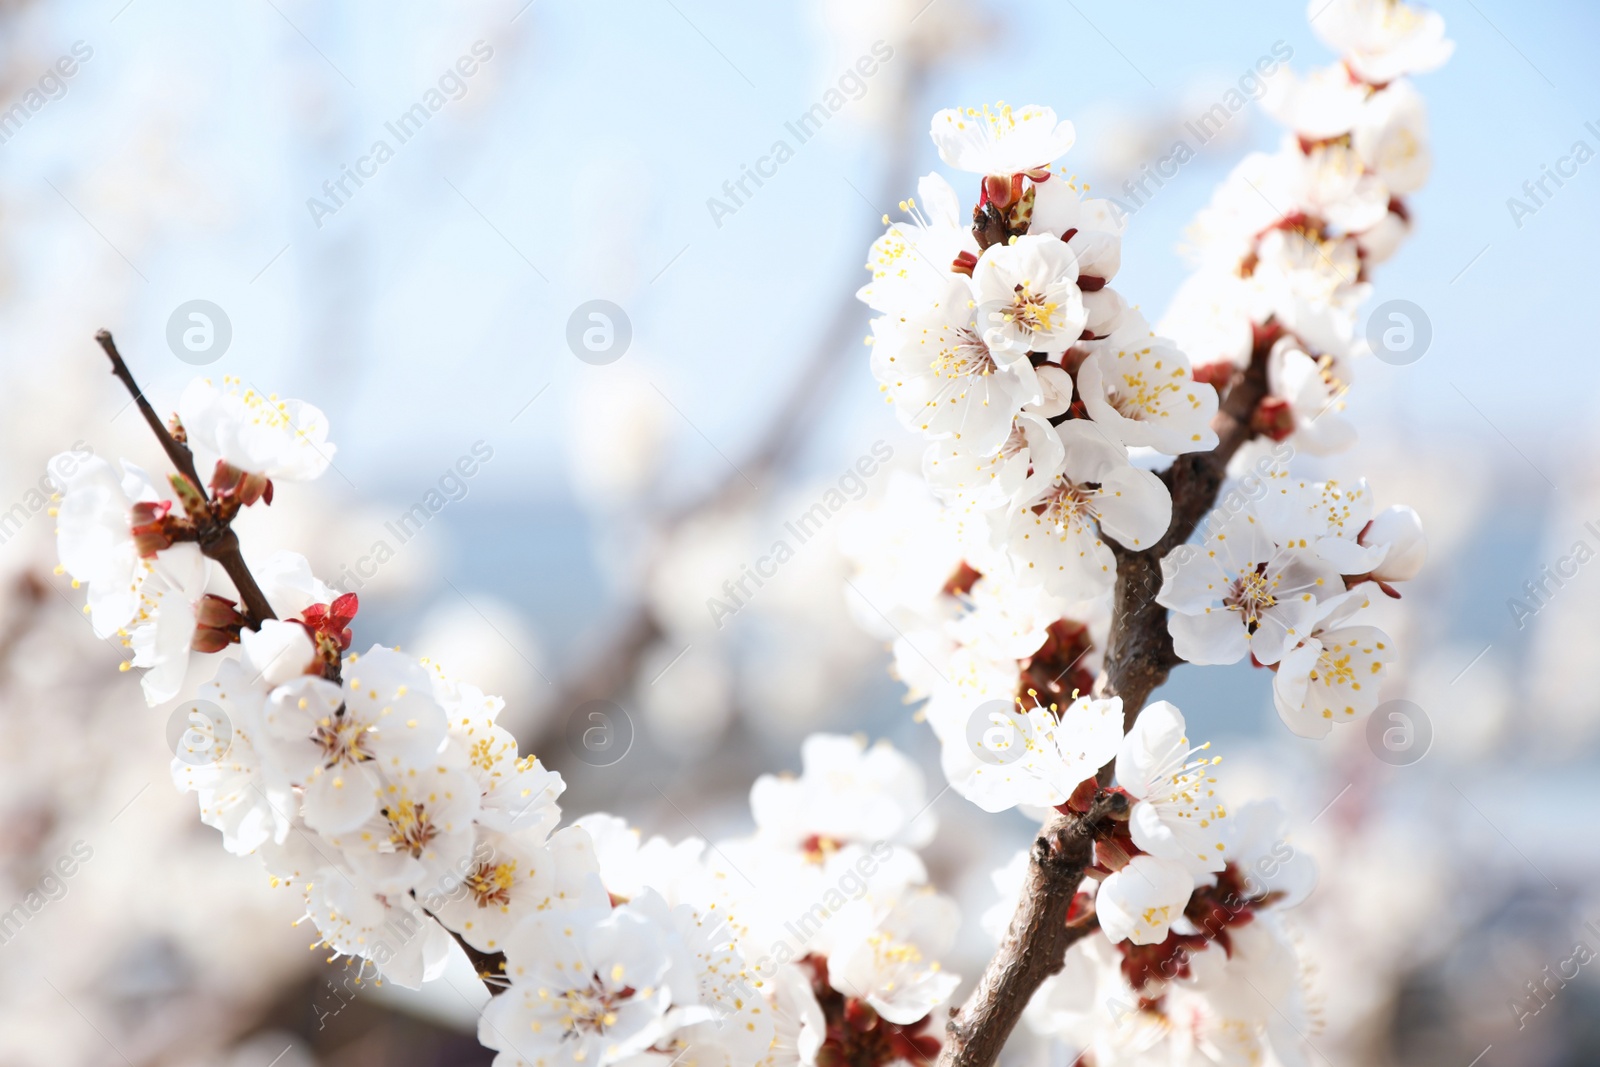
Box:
(1111, 362), (1183, 419)
(1037, 480), (1100, 533)
(314, 713), (372, 769)
(800, 834), (844, 865)
(382, 799), (437, 857)
(559, 980), (627, 1037)
(1223, 565), (1277, 631)
(1313, 647), (1356, 687)
(1147, 738), (1226, 863)
(465, 860), (517, 907)
(1005, 282), (1060, 336)
(929, 327), (996, 380)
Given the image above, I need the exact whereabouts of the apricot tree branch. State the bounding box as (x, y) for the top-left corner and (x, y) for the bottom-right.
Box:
(1101, 344), (1271, 722)
(96, 330), (278, 628)
(937, 794), (1123, 1067)
(936, 350), (1271, 1067)
(97, 330), (206, 493)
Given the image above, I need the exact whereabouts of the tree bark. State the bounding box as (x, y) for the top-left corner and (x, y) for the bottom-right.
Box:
(937, 796), (1119, 1067)
(936, 351), (1270, 1067)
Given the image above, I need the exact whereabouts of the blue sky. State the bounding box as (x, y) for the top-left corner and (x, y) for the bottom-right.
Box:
(8, 0), (1594, 507)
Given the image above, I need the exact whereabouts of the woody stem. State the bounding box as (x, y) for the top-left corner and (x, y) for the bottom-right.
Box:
(96, 329), (277, 629)
(935, 348), (1271, 1067)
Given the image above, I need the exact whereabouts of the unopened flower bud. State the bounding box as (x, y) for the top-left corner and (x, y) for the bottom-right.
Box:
(1250, 396), (1296, 441)
(1361, 505), (1426, 582)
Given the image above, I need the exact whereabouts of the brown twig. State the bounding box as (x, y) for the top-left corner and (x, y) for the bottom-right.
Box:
(96, 330), (206, 493)
(102, 328), (509, 996)
(96, 330), (279, 629)
(938, 794), (1122, 1067)
(424, 907), (507, 996)
(935, 353), (1271, 1067)
(202, 527), (279, 628)
(1101, 347), (1271, 723)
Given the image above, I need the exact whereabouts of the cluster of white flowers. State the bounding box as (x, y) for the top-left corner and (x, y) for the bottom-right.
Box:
(1008, 796), (1320, 1065)
(841, 1), (1451, 1062)
(46, 2), (1456, 1064)
(850, 95), (1185, 812)
(50, 373), (966, 1064)
(981, 700), (1323, 1064)
(471, 730), (962, 1066)
(1163, 0), (1451, 453)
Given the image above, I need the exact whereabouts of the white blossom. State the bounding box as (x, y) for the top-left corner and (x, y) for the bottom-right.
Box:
(428, 826), (600, 952)
(923, 409), (1064, 513)
(952, 694), (1123, 813)
(178, 376), (336, 482)
(479, 895), (688, 1066)
(1354, 79), (1433, 195)
(857, 173), (977, 316)
(51, 454), (161, 638)
(828, 889), (962, 1024)
(1115, 701), (1229, 876)
(870, 278), (1044, 454)
(303, 872), (454, 989)
(126, 542), (211, 705)
(1273, 590), (1395, 737)
(1310, 0), (1454, 84)
(257, 646), (448, 835)
(749, 732), (937, 850)
(1096, 854), (1194, 945)
(971, 235), (1088, 359)
(930, 102), (1075, 175)
(1157, 512), (1342, 666)
(1363, 503), (1427, 581)
(1076, 312), (1220, 454)
(1005, 419), (1172, 600)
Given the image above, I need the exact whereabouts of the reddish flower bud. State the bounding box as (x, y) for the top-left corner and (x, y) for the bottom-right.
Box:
(843, 997), (878, 1033)
(195, 594), (246, 630)
(191, 627), (237, 653)
(130, 500), (175, 557)
(301, 593), (359, 651)
(1062, 775), (1099, 814)
(982, 173), (1023, 211)
(1192, 360), (1236, 390)
(1095, 833), (1134, 872)
(1250, 396), (1296, 441)
(211, 461), (273, 507)
(942, 561), (982, 597)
